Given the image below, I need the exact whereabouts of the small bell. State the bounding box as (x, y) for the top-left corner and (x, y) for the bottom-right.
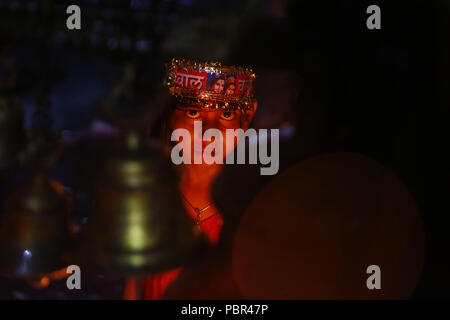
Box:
(79, 130), (205, 276)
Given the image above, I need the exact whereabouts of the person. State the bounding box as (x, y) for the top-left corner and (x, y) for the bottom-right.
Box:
(225, 82), (236, 95)
(163, 70), (426, 300)
(123, 59), (257, 299)
(207, 75), (226, 94)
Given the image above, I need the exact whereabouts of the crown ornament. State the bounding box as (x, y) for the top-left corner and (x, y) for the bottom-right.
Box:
(164, 59), (256, 110)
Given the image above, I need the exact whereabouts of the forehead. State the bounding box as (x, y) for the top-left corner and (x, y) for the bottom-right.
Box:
(175, 102), (207, 111)
(175, 102), (239, 113)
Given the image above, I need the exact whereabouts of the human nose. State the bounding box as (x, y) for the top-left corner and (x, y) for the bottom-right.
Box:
(200, 113), (221, 132)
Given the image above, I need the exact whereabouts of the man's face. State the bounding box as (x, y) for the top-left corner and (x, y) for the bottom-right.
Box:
(169, 102), (243, 163)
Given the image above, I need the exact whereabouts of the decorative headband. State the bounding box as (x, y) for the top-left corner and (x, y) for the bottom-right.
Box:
(164, 59), (256, 110)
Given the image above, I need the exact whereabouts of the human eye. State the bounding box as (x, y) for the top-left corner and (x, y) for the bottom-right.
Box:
(185, 109), (201, 119)
(219, 110), (235, 120)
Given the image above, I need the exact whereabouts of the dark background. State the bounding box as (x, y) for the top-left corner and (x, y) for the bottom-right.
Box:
(0, 0), (447, 298)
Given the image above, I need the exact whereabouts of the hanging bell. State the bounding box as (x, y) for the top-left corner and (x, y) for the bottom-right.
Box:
(0, 96), (26, 169)
(0, 172), (72, 277)
(79, 130), (205, 276)
(0, 133), (72, 277)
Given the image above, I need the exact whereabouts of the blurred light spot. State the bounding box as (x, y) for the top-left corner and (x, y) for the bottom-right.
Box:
(136, 40), (151, 52)
(280, 123), (296, 139)
(23, 250), (32, 259)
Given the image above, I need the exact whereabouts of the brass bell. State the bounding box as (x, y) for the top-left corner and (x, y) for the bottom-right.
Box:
(79, 130), (205, 276)
(0, 96), (26, 169)
(0, 172), (72, 277)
